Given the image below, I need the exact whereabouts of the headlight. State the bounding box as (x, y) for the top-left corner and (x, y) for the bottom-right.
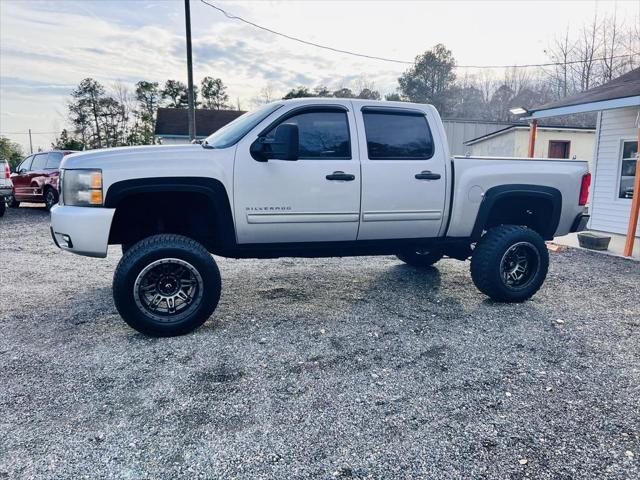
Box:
(61, 169), (103, 207)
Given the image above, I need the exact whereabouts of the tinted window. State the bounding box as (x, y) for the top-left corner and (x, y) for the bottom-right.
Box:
(266, 111), (351, 159)
(363, 112), (434, 159)
(18, 156), (34, 172)
(31, 153), (48, 170)
(46, 152), (64, 169)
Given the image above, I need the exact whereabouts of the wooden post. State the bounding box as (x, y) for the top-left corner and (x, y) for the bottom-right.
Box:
(528, 119), (537, 158)
(622, 131), (640, 257)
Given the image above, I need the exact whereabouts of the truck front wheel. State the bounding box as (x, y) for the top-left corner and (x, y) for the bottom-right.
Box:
(113, 234), (221, 336)
(470, 225), (548, 302)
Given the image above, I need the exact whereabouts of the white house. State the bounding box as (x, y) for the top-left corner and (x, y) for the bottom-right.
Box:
(523, 68), (639, 252)
(464, 125), (595, 165)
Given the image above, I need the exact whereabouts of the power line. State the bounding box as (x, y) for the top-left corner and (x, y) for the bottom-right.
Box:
(200, 0), (638, 69)
(200, 0), (413, 65)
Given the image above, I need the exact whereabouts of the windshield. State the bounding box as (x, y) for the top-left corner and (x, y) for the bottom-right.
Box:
(203, 103), (282, 148)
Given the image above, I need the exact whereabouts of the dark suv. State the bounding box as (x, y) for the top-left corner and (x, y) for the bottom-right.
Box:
(9, 150), (77, 210)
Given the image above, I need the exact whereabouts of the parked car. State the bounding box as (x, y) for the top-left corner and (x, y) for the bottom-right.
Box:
(0, 159), (13, 217)
(9, 150), (77, 210)
(51, 98), (590, 337)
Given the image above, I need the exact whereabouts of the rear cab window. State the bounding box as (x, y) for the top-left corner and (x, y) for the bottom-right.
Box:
(362, 109), (434, 159)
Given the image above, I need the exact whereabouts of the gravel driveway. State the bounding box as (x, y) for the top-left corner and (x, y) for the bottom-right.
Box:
(1, 205), (639, 479)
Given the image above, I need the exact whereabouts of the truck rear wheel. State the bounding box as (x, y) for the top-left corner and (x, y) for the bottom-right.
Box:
(396, 249), (443, 267)
(470, 225), (548, 302)
(0, 199), (5, 217)
(113, 234), (221, 336)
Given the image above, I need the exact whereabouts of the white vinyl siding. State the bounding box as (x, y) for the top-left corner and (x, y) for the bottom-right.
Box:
(589, 107), (640, 236)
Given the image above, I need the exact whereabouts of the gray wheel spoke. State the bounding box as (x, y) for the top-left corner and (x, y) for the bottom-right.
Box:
(133, 257), (204, 322)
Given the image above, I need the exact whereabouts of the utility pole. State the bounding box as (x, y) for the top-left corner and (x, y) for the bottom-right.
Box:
(28, 129), (33, 154)
(184, 0), (196, 141)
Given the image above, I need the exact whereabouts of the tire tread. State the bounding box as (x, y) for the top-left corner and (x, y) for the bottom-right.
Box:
(471, 225), (548, 302)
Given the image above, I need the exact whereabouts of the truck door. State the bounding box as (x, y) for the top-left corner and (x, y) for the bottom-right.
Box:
(11, 155), (34, 201)
(234, 104), (361, 244)
(356, 106), (447, 240)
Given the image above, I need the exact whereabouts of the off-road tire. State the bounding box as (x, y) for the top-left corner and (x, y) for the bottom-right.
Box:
(397, 249), (443, 267)
(113, 234), (221, 336)
(44, 187), (58, 211)
(8, 196), (19, 208)
(471, 225), (548, 302)
(0, 200), (5, 217)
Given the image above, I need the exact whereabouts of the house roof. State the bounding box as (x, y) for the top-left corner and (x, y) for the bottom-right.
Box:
(524, 68), (640, 119)
(155, 108), (246, 138)
(464, 124), (596, 145)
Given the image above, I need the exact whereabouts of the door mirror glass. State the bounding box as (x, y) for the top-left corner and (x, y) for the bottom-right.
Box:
(251, 124), (299, 162)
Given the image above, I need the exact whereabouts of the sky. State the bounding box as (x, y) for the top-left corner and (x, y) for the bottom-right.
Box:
(1, 0), (639, 152)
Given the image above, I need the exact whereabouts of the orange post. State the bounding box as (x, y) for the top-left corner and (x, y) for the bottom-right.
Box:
(528, 120), (537, 158)
(623, 153), (640, 257)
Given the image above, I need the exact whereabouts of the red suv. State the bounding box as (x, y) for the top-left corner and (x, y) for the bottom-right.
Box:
(9, 150), (77, 211)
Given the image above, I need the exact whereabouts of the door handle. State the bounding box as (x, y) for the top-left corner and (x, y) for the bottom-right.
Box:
(326, 171), (355, 181)
(415, 170), (441, 180)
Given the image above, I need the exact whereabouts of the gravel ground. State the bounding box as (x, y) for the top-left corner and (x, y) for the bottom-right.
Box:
(0, 205), (639, 480)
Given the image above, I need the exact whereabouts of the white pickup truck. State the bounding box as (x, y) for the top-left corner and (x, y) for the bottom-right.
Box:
(51, 98), (590, 336)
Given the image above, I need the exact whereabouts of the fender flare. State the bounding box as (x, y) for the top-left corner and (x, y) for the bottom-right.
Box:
(471, 184), (562, 241)
(104, 177), (236, 249)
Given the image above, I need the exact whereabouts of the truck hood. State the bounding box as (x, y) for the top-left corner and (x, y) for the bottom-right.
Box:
(60, 144), (216, 169)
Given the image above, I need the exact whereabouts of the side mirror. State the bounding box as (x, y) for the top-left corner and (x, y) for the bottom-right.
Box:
(250, 124), (299, 162)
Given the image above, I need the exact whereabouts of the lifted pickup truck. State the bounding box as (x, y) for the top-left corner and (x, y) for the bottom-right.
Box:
(51, 98), (590, 336)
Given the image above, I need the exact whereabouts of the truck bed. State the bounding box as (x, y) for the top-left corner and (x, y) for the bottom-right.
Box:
(445, 156), (589, 238)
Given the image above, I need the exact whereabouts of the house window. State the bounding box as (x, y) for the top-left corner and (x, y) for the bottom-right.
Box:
(619, 140), (638, 199)
(548, 140), (571, 159)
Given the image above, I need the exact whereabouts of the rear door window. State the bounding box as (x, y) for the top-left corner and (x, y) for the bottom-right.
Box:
(45, 152), (64, 169)
(363, 111), (434, 159)
(31, 153), (48, 171)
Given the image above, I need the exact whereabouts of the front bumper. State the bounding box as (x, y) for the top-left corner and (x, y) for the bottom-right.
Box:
(50, 204), (116, 258)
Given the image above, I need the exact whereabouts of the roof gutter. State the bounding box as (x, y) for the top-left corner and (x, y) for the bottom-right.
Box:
(523, 96), (640, 120)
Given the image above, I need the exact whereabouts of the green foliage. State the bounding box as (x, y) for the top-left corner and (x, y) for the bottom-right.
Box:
(313, 86), (332, 97)
(135, 81), (161, 145)
(0, 136), (24, 170)
(283, 84), (382, 100)
(51, 129), (84, 151)
(398, 44), (457, 113)
(357, 88), (381, 100)
(283, 86), (315, 99)
(384, 92), (402, 101)
(161, 80), (189, 108)
(201, 77), (229, 109)
(332, 88), (356, 98)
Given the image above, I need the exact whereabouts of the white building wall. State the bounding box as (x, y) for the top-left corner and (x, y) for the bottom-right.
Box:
(513, 129), (595, 162)
(589, 107), (640, 236)
(468, 128), (594, 164)
(468, 130), (517, 156)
